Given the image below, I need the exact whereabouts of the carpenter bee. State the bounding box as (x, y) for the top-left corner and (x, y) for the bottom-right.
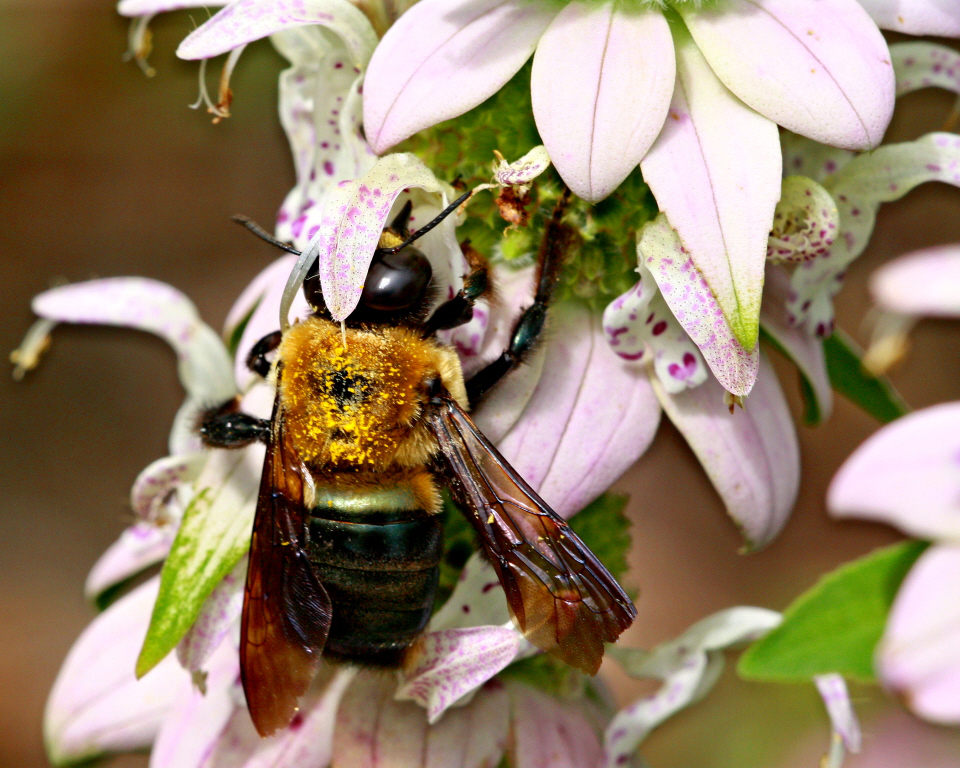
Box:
(200, 190), (636, 736)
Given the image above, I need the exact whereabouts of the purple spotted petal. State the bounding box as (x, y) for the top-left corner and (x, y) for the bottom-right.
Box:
(117, 0), (220, 16)
(397, 626), (521, 722)
(130, 453), (205, 522)
(31, 278), (235, 404)
(510, 682), (602, 768)
(176, 557), (246, 677)
(654, 353), (799, 549)
(333, 673), (509, 768)
(892, 42), (960, 97)
(636, 214), (761, 396)
(859, 0), (960, 36)
(496, 304), (661, 519)
(829, 402), (960, 541)
(640, 32), (781, 356)
(45, 578), (184, 764)
(767, 176), (839, 265)
(151, 639), (240, 768)
(815, 674), (861, 753)
(760, 264), (832, 422)
(870, 244), (960, 318)
(780, 130), (856, 184)
(493, 145), (552, 187)
(430, 554), (511, 631)
(84, 523), (176, 603)
(790, 132), (960, 335)
(681, 0), (894, 151)
(530, 2), (674, 202)
(878, 545), (960, 724)
(362, 0), (557, 153)
(311, 153), (449, 321)
(177, 0), (377, 66)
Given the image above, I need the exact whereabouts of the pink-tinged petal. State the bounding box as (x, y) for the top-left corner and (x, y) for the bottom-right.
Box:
(767, 176), (840, 265)
(790, 132), (960, 334)
(117, 0), (220, 16)
(430, 554), (511, 631)
(681, 0), (894, 150)
(309, 153), (449, 321)
(815, 674), (861, 753)
(362, 0), (557, 153)
(530, 2), (674, 202)
(780, 130), (856, 184)
(334, 673), (509, 768)
(654, 354), (799, 549)
(829, 402), (960, 541)
(640, 33), (781, 354)
(859, 0), (960, 36)
(176, 557), (246, 677)
(236, 669), (355, 768)
(510, 682), (602, 768)
(130, 453), (206, 522)
(879, 545), (960, 723)
(177, 0), (377, 67)
(635, 214), (761, 395)
(760, 264), (832, 421)
(496, 304), (661, 518)
(45, 578), (184, 764)
(870, 244), (960, 318)
(151, 639), (240, 768)
(892, 42), (960, 97)
(397, 626), (520, 722)
(31, 277), (235, 404)
(85, 523), (176, 603)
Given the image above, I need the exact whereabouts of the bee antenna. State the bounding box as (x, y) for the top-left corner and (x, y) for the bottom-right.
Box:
(377, 190), (471, 255)
(232, 215), (302, 256)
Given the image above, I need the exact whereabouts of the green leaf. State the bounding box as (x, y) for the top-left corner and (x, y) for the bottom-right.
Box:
(136, 450), (259, 677)
(824, 329), (909, 423)
(738, 540), (927, 682)
(568, 492), (631, 583)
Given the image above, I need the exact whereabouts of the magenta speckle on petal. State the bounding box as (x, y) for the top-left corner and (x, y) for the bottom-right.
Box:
(324, 161), (335, 176)
(652, 321), (667, 336)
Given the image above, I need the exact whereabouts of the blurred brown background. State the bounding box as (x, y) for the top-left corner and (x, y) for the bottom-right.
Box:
(1, 5), (960, 767)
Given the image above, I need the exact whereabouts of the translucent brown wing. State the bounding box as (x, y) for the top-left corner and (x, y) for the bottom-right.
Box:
(426, 391), (636, 675)
(241, 387), (332, 737)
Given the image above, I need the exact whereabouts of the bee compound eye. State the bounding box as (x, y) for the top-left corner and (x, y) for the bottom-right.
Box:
(360, 247), (432, 312)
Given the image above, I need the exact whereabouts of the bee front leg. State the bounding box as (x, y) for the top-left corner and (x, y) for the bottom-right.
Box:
(246, 330), (283, 378)
(197, 399), (270, 448)
(422, 243), (490, 336)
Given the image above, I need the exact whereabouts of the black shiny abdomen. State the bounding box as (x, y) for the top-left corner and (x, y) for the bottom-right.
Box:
(306, 503), (443, 667)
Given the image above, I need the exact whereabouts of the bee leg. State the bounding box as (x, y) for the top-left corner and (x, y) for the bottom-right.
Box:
(246, 330), (283, 378)
(197, 399), (270, 448)
(422, 242), (490, 336)
(465, 188), (574, 407)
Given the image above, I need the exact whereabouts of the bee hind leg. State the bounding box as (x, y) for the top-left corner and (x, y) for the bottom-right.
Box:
(197, 399), (270, 448)
(465, 188), (574, 407)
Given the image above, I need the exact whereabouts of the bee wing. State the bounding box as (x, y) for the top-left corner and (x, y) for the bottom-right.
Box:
(426, 391), (636, 675)
(241, 388), (332, 737)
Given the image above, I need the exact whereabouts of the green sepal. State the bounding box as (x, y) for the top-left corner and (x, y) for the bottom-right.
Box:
(738, 540), (927, 682)
(759, 327), (823, 426)
(824, 330), (909, 423)
(135, 452), (259, 677)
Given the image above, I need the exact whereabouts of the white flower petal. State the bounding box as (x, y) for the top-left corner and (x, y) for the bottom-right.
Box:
(45, 578), (184, 764)
(511, 683), (602, 768)
(306, 153), (449, 321)
(879, 545), (960, 724)
(130, 453), (206, 521)
(84, 523), (176, 603)
(31, 277), (236, 404)
(362, 0), (557, 153)
(430, 553), (511, 631)
(177, 0), (377, 69)
(635, 213), (761, 396)
(653, 354), (799, 549)
(640, 33), (781, 356)
(815, 674), (861, 753)
(682, 0), (894, 150)
(829, 402), (960, 541)
(176, 557), (246, 677)
(760, 264), (832, 422)
(117, 0), (220, 17)
(530, 2), (674, 202)
(892, 42), (960, 97)
(859, 0), (960, 36)
(870, 244), (960, 318)
(780, 130), (856, 185)
(791, 132), (960, 334)
(396, 626), (521, 723)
